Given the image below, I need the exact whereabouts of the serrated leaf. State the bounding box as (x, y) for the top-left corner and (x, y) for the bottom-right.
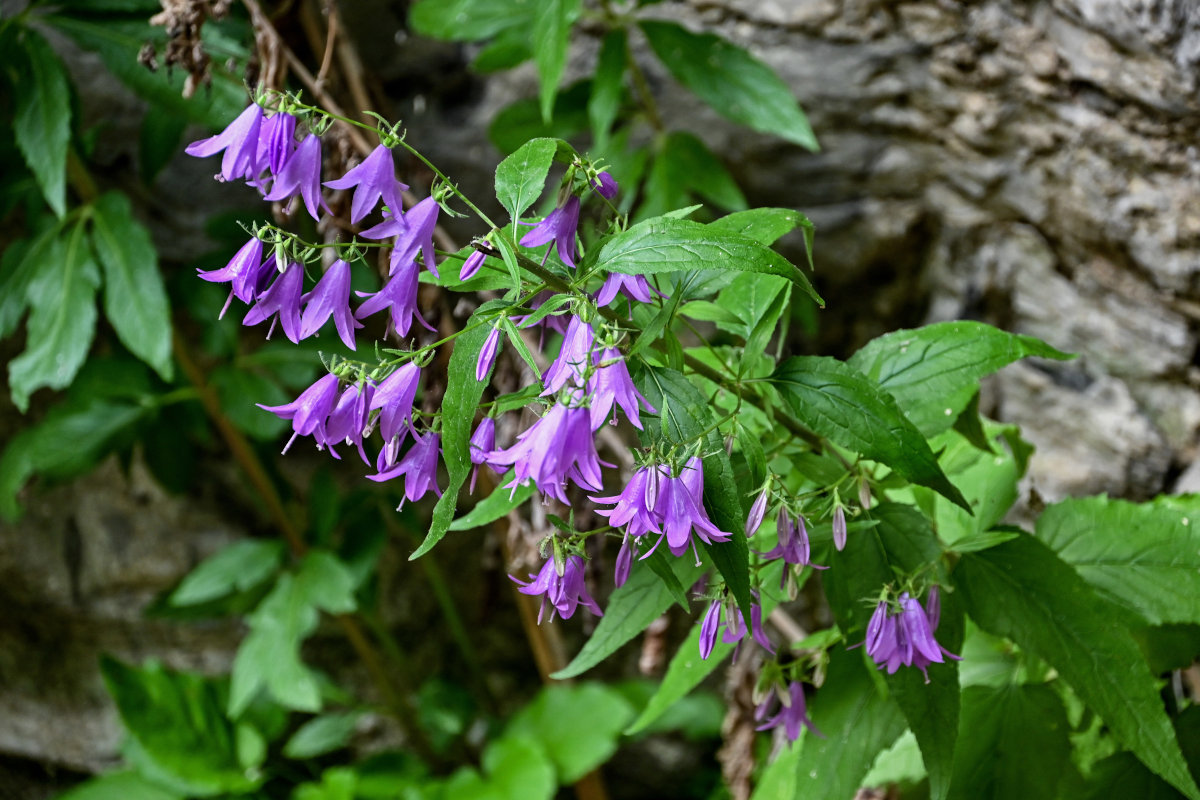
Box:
(922, 425), (1023, 547)
(7, 220), (100, 411)
(641, 131), (747, 219)
(954, 535), (1200, 799)
(91, 191), (174, 380)
(409, 0), (532, 41)
(948, 684), (1072, 800)
(100, 657), (260, 796)
(707, 207), (806, 248)
(495, 138), (557, 221)
(588, 29), (626, 144)
(1034, 496), (1200, 626)
(170, 540), (285, 606)
(640, 20), (817, 150)
(771, 356), (969, 511)
(553, 554), (704, 679)
(597, 216), (823, 306)
(411, 301), (511, 559)
(283, 711), (364, 759)
(531, 0), (581, 122)
(751, 647), (905, 800)
(13, 30), (70, 216)
(847, 321), (1072, 437)
(507, 684), (634, 782)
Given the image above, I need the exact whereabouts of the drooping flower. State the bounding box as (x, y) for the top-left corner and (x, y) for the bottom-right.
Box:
(367, 429), (442, 508)
(595, 272), (655, 308)
(263, 134), (329, 221)
(512, 555), (603, 623)
(591, 171), (619, 200)
(520, 195), (581, 268)
(864, 591), (960, 682)
(592, 465), (663, 539)
(614, 532), (635, 588)
(242, 260), (304, 343)
(354, 258), (434, 338)
(257, 372), (341, 454)
(259, 111), (297, 175)
(698, 596), (773, 661)
(197, 236), (273, 315)
(759, 509), (826, 574)
(587, 347), (654, 430)
(369, 362), (421, 443)
(477, 326), (501, 382)
(489, 402), (607, 503)
(755, 682), (821, 743)
(460, 249), (486, 280)
(541, 315), (593, 395)
(361, 196), (441, 278)
(745, 489), (770, 537)
(299, 259), (362, 350)
(324, 144), (407, 224)
(832, 505), (847, 551)
(319, 380), (374, 463)
(699, 599), (722, 660)
(653, 457), (731, 561)
(185, 103), (264, 182)
(468, 417), (498, 493)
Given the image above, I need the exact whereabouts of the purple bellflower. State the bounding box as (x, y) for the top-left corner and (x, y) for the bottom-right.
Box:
(198, 236), (272, 316)
(367, 429), (442, 508)
(520, 195), (581, 268)
(652, 457), (732, 562)
(614, 533), (635, 588)
(832, 505), (847, 551)
(243, 260), (304, 343)
(460, 249), (486, 280)
(745, 489), (770, 537)
(258, 372), (341, 454)
(587, 347), (654, 430)
(300, 259), (362, 350)
(477, 326), (501, 382)
(324, 144), (407, 224)
(595, 272), (655, 309)
(259, 111), (296, 175)
(542, 315), (594, 395)
(468, 417), (500, 493)
(354, 259), (435, 338)
(362, 196), (441, 278)
(592, 465), (663, 539)
(698, 597), (773, 661)
(756, 682), (821, 743)
(865, 591), (960, 682)
(185, 103), (264, 182)
(489, 402), (608, 504)
(263, 134), (329, 221)
(512, 555), (604, 623)
(369, 362), (420, 444)
(591, 171), (619, 200)
(320, 381), (374, 463)
(759, 509), (826, 576)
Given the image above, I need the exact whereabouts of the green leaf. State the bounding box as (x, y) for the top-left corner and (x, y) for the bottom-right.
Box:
(411, 301), (510, 559)
(409, 0), (532, 41)
(954, 535), (1200, 799)
(56, 771), (181, 800)
(751, 647), (906, 800)
(91, 191), (174, 381)
(211, 365), (290, 440)
(1082, 752), (1187, 800)
(283, 711), (364, 759)
(597, 216), (823, 307)
(771, 356), (969, 511)
(922, 425), (1023, 548)
(588, 29), (626, 144)
(553, 554), (704, 679)
(948, 684), (1072, 800)
(482, 736), (556, 800)
(530, 0), (581, 122)
(13, 30), (71, 216)
(169, 540), (285, 606)
(488, 81), (591, 154)
(715, 271), (788, 342)
(472, 26), (533, 72)
(640, 20), (817, 150)
(641, 132), (747, 218)
(495, 138), (557, 221)
(140, 108), (187, 182)
(1034, 496), (1200, 626)
(7, 219), (100, 411)
(0, 235), (37, 338)
(295, 550), (358, 614)
(0, 398), (143, 520)
(450, 476), (537, 530)
(100, 657), (261, 796)
(507, 684), (635, 782)
(707, 207), (808, 248)
(823, 503), (960, 800)
(847, 321), (1072, 437)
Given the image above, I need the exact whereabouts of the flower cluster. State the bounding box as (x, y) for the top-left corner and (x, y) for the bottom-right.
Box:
(865, 588), (960, 682)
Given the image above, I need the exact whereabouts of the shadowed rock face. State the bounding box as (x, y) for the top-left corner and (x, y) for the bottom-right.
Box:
(3, 0), (1199, 789)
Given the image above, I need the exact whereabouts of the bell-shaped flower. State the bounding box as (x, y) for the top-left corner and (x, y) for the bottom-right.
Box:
(319, 381), (374, 463)
(198, 236), (274, 315)
(259, 111), (296, 175)
(477, 326), (501, 382)
(587, 347), (654, 430)
(257, 372), (340, 454)
(591, 171), (619, 200)
(243, 260), (304, 343)
(354, 258), (434, 338)
(596, 272), (655, 308)
(864, 591), (960, 682)
(832, 505), (847, 551)
(362, 196), (440, 278)
(369, 362), (420, 443)
(592, 465), (662, 539)
(698, 596), (773, 661)
(613, 532), (635, 588)
(324, 144), (407, 223)
(299, 259), (361, 350)
(468, 417), (500, 492)
(512, 555), (603, 624)
(489, 402), (607, 504)
(699, 599), (722, 660)
(745, 489), (770, 537)
(185, 103), (264, 182)
(541, 315), (593, 396)
(460, 249), (486, 280)
(367, 429), (442, 509)
(520, 195), (581, 268)
(755, 682), (821, 743)
(654, 457), (731, 561)
(263, 134), (329, 221)
(759, 509), (826, 574)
